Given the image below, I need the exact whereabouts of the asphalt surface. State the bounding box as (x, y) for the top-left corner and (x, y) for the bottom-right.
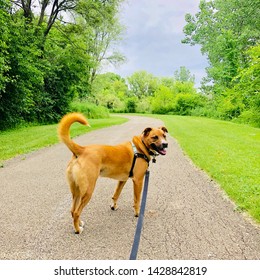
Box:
(0, 115), (259, 260)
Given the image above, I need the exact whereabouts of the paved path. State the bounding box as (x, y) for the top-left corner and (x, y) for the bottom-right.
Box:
(0, 116), (259, 260)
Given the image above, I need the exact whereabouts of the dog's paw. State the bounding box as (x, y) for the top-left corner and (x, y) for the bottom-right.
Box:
(79, 221), (85, 228)
(75, 226), (84, 234)
(74, 221), (85, 234)
(110, 205), (118, 211)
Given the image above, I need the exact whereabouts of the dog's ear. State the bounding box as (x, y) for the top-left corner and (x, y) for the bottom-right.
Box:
(159, 126), (168, 133)
(143, 127), (152, 137)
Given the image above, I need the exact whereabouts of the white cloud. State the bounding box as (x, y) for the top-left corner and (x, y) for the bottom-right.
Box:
(103, 0), (208, 87)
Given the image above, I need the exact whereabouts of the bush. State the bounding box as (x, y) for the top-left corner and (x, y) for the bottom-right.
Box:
(191, 104), (222, 119)
(161, 93), (205, 116)
(96, 91), (124, 111)
(136, 98), (152, 113)
(70, 101), (110, 119)
(215, 89), (245, 120)
(234, 109), (260, 128)
(171, 93), (204, 115)
(125, 98), (137, 113)
(151, 86), (175, 114)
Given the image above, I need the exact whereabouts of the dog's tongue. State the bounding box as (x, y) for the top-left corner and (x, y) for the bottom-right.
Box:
(159, 148), (167, 155)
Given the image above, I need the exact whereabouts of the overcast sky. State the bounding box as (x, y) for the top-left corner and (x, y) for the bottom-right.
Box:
(105, 0), (208, 87)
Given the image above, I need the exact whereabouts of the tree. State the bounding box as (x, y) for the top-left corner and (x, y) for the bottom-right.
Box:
(40, 24), (91, 122)
(91, 72), (127, 110)
(173, 66), (196, 95)
(10, 0), (125, 89)
(76, 0), (125, 89)
(227, 44), (260, 126)
(0, 6), (45, 128)
(182, 0), (260, 94)
(234, 45), (260, 110)
(0, 0), (10, 94)
(151, 85), (175, 114)
(1, 0), (125, 129)
(182, 0), (260, 124)
(127, 71), (159, 98)
(11, 0), (78, 38)
(174, 66), (195, 83)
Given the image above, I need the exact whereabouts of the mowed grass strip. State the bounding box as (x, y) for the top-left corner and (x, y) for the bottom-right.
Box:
(0, 116), (127, 162)
(156, 115), (260, 223)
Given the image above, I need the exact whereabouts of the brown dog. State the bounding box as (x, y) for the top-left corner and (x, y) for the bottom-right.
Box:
(58, 113), (168, 234)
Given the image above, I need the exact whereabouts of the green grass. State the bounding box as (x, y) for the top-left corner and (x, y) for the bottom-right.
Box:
(155, 115), (260, 223)
(0, 116), (127, 163)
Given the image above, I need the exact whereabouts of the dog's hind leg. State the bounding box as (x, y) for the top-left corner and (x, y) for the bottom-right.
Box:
(72, 191), (93, 234)
(67, 173), (85, 233)
(70, 189), (85, 234)
(72, 173), (98, 234)
(111, 181), (127, 211)
(71, 196), (84, 234)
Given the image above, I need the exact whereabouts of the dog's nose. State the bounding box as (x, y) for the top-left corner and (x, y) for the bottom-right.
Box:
(162, 143), (168, 148)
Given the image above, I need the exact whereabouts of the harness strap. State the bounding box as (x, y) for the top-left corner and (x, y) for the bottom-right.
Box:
(129, 142), (150, 177)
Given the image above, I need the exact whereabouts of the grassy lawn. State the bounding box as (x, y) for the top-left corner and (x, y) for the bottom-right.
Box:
(0, 116), (127, 163)
(155, 115), (260, 223)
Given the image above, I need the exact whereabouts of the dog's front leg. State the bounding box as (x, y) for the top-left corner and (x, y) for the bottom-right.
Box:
(111, 181), (127, 211)
(132, 178), (144, 217)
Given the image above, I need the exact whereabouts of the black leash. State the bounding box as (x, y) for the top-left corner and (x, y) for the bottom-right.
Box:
(129, 170), (150, 260)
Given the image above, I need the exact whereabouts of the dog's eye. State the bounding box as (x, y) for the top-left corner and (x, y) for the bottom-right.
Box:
(152, 135), (159, 140)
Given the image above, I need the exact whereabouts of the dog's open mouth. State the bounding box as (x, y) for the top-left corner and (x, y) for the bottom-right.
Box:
(151, 143), (168, 155)
(157, 147), (167, 155)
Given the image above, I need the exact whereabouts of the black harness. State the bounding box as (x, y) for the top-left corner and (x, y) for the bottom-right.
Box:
(129, 141), (158, 177)
(129, 152), (150, 177)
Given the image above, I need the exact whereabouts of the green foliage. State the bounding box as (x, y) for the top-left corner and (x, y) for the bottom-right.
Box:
(70, 101), (109, 118)
(0, 11), (44, 129)
(212, 44), (260, 126)
(125, 98), (137, 113)
(190, 100), (221, 119)
(173, 93), (205, 115)
(151, 89), (205, 115)
(0, 0), (10, 93)
(173, 80), (197, 95)
(183, 0), (259, 92)
(76, 0), (125, 89)
(231, 45), (260, 126)
(2, 0), (258, 129)
(0, 0), (124, 130)
(151, 85), (175, 114)
(91, 67), (203, 116)
(136, 97), (152, 113)
(215, 89), (245, 120)
(91, 72), (126, 110)
(235, 109), (260, 128)
(174, 66), (195, 83)
(150, 67), (203, 115)
(127, 71), (159, 98)
(182, 0), (260, 126)
(39, 25), (91, 123)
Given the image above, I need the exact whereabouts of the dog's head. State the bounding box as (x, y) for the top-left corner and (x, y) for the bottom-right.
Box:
(142, 126), (168, 155)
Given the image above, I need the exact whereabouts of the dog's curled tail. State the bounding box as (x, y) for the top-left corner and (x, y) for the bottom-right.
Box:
(58, 112), (90, 156)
